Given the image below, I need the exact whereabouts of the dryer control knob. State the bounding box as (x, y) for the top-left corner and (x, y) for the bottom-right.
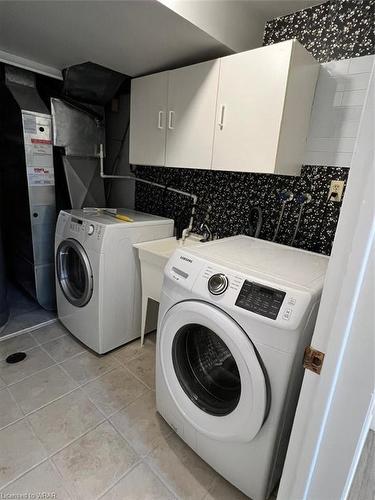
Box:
(208, 273), (228, 295)
(87, 224), (95, 236)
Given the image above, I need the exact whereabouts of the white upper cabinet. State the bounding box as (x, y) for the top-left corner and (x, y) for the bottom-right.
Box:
(129, 39), (318, 175)
(212, 40), (319, 175)
(165, 60), (220, 169)
(129, 71), (168, 166)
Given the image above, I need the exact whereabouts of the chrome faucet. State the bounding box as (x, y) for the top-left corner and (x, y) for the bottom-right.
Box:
(199, 204), (212, 242)
(199, 222), (212, 242)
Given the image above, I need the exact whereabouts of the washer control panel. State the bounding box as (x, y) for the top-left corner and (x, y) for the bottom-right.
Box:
(69, 217), (83, 234)
(235, 280), (286, 320)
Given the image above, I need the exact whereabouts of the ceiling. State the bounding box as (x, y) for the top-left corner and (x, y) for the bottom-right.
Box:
(0, 1), (232, 78)
(0, 0), (324, 79)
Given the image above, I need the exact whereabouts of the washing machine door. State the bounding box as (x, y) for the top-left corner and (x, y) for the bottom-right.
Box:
(159, 301), (269, 442)
(56, 238), (93, 307)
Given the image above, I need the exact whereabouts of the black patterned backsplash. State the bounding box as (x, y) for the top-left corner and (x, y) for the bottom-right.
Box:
(134, 0), (374, 256)
(264, 0), (374, 62)
(135, 165), (349, 255)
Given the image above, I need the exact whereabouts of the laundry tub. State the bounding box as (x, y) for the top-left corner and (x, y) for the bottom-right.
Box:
(134, 235), (202, 344)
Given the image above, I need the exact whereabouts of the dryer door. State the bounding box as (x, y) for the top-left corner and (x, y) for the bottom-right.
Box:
(159, 301), (269, 442)
(56, 238), (93, 307)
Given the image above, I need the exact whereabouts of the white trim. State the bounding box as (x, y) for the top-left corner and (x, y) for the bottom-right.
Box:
(0, 50), (63, 80)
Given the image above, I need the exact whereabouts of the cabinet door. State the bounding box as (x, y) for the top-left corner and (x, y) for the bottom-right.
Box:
(212, 41), (293, 173)
(165, 60), (220, 170)
(129, 72), (168, 166)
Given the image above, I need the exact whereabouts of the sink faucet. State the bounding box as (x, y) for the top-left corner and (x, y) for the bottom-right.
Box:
(199, 204), (213, 242)
(199, 222), (212, 242)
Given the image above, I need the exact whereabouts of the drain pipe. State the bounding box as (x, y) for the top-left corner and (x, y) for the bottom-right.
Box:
(99, 145), (197, 241)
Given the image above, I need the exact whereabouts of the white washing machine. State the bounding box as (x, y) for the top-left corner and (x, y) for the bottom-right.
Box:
(156, 236), (329, 500)
(55, 209), (174, 354)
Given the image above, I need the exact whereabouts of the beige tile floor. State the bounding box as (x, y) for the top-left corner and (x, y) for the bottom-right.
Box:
(0, 322), (251, 500)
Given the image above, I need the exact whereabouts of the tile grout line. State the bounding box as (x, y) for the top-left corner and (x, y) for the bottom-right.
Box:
(79, 376), (151, 421)
(144, 457), (183, 500)
(48, 420), (142, 500)
(31, 331), (68, 347)
(0, 386), (25, 432)
(3, 357), (57, 388)
(96, 459), (143, 500)
(95, 413), (175, 500)
(0, 417), (52, 492)
(57, 353), (121, 388)
(37, 415), (106, 459)
(0, 457), (51, 493)
(22, 385), (82, 418)
(48, 419), (109, 465)
(114, 353), (155, 392)
(47, 457), (74, 500)
(39, 341), (86, 365)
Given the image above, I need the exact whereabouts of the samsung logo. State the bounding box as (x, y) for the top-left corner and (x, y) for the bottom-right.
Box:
(179, 256), (193, 263)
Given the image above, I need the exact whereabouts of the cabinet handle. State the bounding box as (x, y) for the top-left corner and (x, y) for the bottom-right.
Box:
(218, 105), (225, 130)
(168, 110), (175, 130)
(158, 111), (164, 129)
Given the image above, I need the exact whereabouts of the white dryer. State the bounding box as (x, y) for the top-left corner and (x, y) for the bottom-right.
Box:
(55, 209), (173, 353)
(156, 236), (328, 500)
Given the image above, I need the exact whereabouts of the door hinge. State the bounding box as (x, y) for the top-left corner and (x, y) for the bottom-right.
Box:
(303, 346), (325, 375)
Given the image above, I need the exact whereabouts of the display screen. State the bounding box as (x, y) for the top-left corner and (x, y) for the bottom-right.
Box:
(172, 267), (189, 279)
(235, 281), (285, 320)
(71, 217), (83, 225)
(258, 287), (273, 296)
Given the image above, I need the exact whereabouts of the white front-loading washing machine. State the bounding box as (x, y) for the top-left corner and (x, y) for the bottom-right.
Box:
(55, 209), (173, 354)
(156, 236), (329, 500)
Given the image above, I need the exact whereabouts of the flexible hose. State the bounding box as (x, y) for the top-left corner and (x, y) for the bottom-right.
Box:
(249, 207), (263, 238)
(290, 204), (304, 246)
(272, 202), (286, 242)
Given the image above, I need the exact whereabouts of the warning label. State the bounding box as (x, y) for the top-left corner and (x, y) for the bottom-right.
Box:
(31, 138), (52, 145)
(27, 166), (55, 186)
(23, 114), (37, 134)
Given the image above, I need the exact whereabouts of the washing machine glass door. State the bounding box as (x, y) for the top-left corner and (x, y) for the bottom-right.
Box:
(56, 238), (93, 307)
(160, 301), (269, 442)
(172, 323), (241, 417)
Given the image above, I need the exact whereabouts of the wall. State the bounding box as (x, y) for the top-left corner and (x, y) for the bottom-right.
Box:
(304, 55), (373, 166)
(105, 93), (135, 210)
(135, 0), (374, 256)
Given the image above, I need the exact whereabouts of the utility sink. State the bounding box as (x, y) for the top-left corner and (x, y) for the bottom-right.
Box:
(133, 235), (202, 344)
(134, 234), (202, 268)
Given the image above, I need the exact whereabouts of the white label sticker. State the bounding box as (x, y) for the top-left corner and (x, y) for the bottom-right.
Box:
(27, 166), (55, 186)
(23, 114), (37, 134)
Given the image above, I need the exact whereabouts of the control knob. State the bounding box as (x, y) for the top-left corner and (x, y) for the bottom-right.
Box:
(208, 273), (229, 295)
(87, 224), (95, 236)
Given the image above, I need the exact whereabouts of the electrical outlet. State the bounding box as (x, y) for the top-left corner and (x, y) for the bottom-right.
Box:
(328, 180), (345, 202)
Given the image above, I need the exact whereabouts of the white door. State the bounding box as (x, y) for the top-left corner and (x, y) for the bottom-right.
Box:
(278, 65), (374, 500)
(165, 60), (220, 169)
(159, 300), (268, 442)
(129, 71), (168, 166)
(212, 41), (292, 173)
